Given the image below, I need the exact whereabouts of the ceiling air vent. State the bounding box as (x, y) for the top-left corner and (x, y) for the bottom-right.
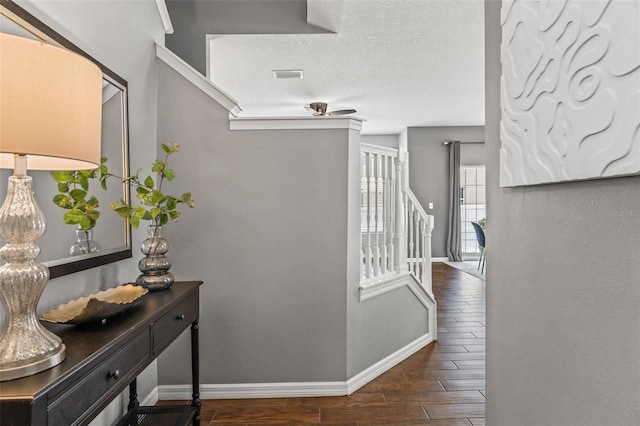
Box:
(273, 69), (303, 79)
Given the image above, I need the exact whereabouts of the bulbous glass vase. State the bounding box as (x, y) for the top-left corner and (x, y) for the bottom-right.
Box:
(70, 229), (101, 256)
(136, 224), (174, 291)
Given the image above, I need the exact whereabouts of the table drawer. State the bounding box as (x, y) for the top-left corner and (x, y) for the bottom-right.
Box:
(48, 330), (150, 426)
(153, 293), (198, 354)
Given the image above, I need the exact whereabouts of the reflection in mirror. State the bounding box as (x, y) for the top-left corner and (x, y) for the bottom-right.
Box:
(23, 82), (126, 261)
(0, 1), (131, 278)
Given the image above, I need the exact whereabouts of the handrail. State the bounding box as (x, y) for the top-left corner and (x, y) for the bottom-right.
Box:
(405, 188), (430, 224)
(360, 143), (398, 157)
(404, 187), (434, 295)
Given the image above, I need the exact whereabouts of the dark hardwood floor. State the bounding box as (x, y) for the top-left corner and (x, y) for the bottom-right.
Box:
(162, 263), (486, 425)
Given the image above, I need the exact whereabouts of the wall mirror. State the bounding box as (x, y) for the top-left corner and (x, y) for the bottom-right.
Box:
(0, 0), (131, 278)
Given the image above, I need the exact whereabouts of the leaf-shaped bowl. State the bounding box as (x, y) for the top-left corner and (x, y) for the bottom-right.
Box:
(41, 284), (148, 324)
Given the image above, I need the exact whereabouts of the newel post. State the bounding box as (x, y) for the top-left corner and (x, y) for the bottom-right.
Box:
(393, 153), (407, 273)
(424, 215), (434, 295)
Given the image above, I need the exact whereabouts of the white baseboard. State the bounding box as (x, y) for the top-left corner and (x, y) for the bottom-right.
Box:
(157, 332), (434, 400)
(141, 386), (159, 406)
(160, 381), (347, 400)
(431, 257), (449, 262)
(346, 332), (434, 394)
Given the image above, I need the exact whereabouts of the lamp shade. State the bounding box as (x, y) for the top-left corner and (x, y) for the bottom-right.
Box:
(0, 33), (102, 170)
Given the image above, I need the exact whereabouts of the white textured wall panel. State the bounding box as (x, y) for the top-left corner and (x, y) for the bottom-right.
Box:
(500, 0), (640, 187)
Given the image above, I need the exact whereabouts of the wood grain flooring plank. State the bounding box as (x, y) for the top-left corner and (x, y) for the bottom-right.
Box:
(354, 422), (429, 426)
(384, 390), (485, 406)
(210, 406), (319, 423)
(432, 332), (478, 340)
(452, 360), (485, 370)
(320, 406), (428, 423)
(206, 399), (288, 408)
(358, 421), (470, 426)
(436, 321), (484, 327)
(439, 380), (486, 391)
(428, 345), (470, 353)
(240, 424), (355, 426)
(424, 403), (485, 420)
(426, 352), (485, 361)
(358, 378), (445, 393)
(436, 339), (484, 346)
(462, 345), (485, 353)
(439, 326), (485, 333)
(386, 380), (448, 393)
(448, 314), (485, 319)
(286, 393), (386, 408)
(207, 422), (248, 426)
(406, 369), (485, 381)
(395, 360), (460, 371)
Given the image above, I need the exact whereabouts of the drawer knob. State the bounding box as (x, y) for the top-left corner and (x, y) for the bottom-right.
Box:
(109, 370), (120, 380)
(176, 314), (185, 321)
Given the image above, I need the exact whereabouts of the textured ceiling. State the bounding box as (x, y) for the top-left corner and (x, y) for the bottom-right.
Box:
(206, 0), (485, 135)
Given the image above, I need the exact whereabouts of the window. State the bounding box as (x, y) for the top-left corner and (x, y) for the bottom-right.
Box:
(460, 166), (486, 257)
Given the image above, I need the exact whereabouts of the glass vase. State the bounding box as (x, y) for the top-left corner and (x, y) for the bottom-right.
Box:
(136, 224), (174, 291)
(70, 229), (101, 256)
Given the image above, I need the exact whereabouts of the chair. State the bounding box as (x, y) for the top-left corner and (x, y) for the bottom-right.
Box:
(471, 222), (486, 274)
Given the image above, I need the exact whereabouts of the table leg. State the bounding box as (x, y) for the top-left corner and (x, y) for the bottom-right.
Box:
(191, 319), (201, 426)
(127, 378), (139, 411)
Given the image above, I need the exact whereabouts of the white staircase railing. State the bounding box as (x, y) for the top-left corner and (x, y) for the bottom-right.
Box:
(360, 144), (434, 293)
(360, 144), (397, 280)
(405, 188), (433, 293)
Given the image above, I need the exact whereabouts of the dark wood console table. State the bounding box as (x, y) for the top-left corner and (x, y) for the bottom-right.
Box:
(0, 281), (202, 426)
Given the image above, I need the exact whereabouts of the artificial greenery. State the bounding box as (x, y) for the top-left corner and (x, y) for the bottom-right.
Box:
(51, 158), (109, 231)
(110, 143), (194, 228)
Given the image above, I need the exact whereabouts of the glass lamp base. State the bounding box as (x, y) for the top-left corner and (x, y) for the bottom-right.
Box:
(0, 344), (65, 382)
(0, 174), (66, 382)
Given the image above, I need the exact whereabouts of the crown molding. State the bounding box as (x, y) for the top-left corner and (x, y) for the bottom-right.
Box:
(155, 44), (242, 116)
(229, 116), (364, 131)
(154, 0), (174, 34)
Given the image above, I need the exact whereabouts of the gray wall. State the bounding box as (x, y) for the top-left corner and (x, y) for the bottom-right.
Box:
(485, 2), (640, 425)
(460, 143), (485, 167)
(361, 134), (400, 149)
(407, 126), (485, 258)
(156, 60), (349, 384)
(155, 60), (433, 386)
(347, 285), (429, 377)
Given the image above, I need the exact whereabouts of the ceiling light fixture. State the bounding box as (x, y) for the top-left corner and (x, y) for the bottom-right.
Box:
(273, 69), (303, 79)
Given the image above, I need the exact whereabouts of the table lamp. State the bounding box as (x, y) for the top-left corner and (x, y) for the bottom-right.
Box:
(0, 33), (102, 381)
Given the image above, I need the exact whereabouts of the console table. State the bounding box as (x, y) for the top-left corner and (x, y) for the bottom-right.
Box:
(0, 281), (202, 426)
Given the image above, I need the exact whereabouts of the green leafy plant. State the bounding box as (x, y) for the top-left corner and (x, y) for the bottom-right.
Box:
(110, 143), (194, 228)
(51, 158), (109, 231)
(478, 218), (486, 229)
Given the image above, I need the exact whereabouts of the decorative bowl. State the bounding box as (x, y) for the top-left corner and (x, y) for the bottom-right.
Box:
(41, 284), (148, 324)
